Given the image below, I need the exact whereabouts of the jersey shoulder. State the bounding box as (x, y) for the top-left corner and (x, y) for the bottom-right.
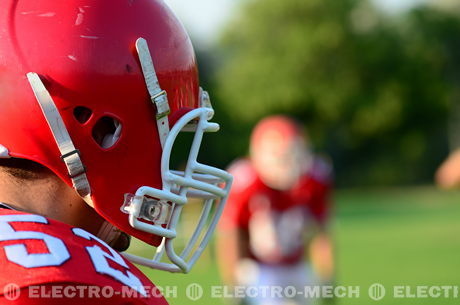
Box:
(0, 209), (167, 304)
(306, 155), (333, 185)
(227, 158), (259, 192)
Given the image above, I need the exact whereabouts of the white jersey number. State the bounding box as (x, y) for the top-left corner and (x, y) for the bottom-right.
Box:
(72, 228), (147, 296)
(0, 214), (145, 296)
(0, 214), (70, 268)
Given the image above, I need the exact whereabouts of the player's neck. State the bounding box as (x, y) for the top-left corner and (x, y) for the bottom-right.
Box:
(0, 170), (104, 234)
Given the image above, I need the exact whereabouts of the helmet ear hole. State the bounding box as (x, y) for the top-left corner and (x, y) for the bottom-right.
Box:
(74, 106), (93, 124)
(92, 116), (122, 149)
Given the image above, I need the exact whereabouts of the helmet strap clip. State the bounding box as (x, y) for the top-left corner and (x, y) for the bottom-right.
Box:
(136, 37), (171, 149)
(26, 72), (91, 200)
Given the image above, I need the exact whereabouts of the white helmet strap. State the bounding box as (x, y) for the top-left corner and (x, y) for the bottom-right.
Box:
(26, 73), (92, 202)
(136, 37), (170, 149)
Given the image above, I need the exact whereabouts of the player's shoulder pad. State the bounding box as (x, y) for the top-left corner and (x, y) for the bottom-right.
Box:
(0, 209), (157, 300)
(227, 158), (259, 191)
(308, 156), (333, 184)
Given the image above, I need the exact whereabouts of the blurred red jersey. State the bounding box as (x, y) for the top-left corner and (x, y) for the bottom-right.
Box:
(220, 157), (332, 265)
(0, 209), (168, 305)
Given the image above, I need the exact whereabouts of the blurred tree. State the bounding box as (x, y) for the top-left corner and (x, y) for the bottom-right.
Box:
(406, 5), (460, 151)
(210, 0), (460, 186)
(428, 0), (460, 13)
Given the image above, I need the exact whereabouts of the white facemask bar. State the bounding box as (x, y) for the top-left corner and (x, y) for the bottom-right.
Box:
(122, 107), (232, 273)
(122, 38), (233, 273)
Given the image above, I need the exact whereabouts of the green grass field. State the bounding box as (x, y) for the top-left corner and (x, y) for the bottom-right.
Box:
(136, 187), (460, 305)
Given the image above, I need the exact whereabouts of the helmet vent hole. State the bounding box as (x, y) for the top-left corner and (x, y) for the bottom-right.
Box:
(92, 116), (122, 149)
(73, 106), (93, 124)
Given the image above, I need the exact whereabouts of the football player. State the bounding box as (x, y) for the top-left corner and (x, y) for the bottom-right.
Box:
(0, 0), (232, 304)
(217, 116), (334, 305)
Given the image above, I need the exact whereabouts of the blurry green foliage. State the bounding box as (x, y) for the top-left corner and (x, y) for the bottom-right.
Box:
(198, 0), (460, 186)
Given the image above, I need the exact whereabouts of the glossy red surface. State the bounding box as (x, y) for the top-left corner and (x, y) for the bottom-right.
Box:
(0, 0), (200, 245)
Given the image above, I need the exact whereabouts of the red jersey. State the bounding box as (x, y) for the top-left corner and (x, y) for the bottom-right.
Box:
(0, 209), (168, 305)
(220, 157), (332, 265)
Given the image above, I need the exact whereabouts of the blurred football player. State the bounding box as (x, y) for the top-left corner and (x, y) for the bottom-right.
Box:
(217, 116), (334, 305)
(0, 0), (232, 304)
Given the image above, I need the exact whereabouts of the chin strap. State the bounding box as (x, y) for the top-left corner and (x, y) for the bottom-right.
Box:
(97, 221), (121, 245)
(97, 221), (131, 251)
(26, 73), (92, 202)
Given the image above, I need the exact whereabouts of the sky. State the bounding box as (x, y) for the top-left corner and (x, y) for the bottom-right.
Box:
(164, 0), (240, 46)
(164, 0), (425, 46)
(374, 0), (424, 13)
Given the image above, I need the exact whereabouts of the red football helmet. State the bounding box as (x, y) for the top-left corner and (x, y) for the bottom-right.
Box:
(250, 116), (312, 190)
(0, 0), (232, 272)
